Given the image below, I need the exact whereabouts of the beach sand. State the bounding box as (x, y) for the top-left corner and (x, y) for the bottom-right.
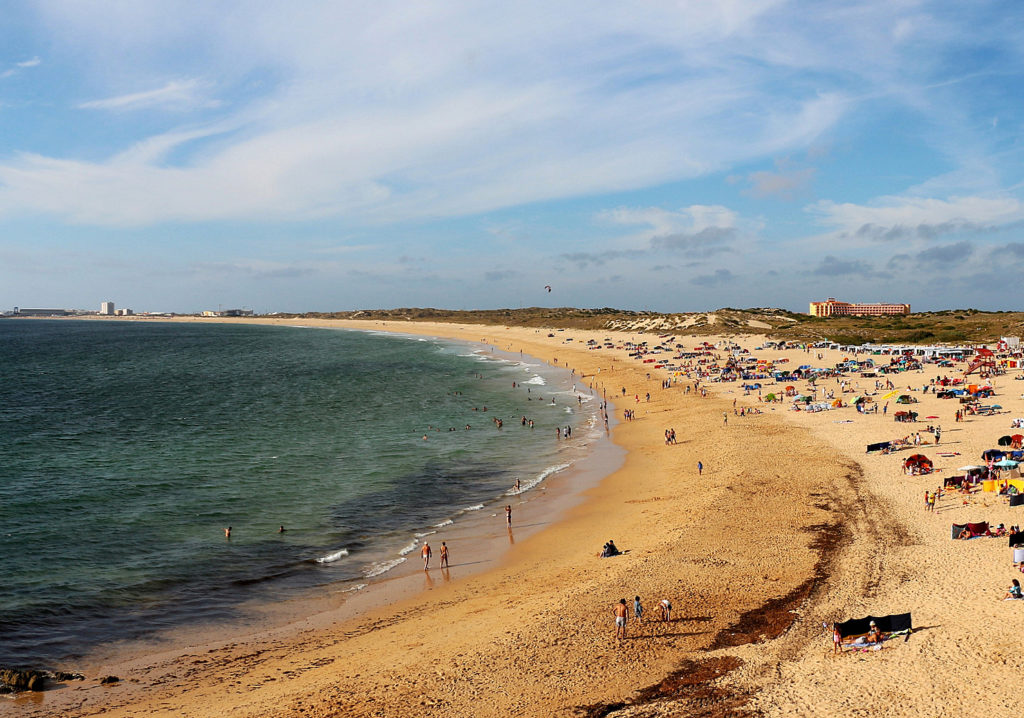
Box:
(8, 317), (1023, 717)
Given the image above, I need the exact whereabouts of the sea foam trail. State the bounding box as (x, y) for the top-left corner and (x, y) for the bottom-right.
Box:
(521, 462), (571, 492)
(462, 503), (485, 512)
(365, 557), (406, 578)
(524, 375), (546, 386)
(315, 548), (349, 564)
(398, 539), (419, 556)
(434, 519), (454, 528)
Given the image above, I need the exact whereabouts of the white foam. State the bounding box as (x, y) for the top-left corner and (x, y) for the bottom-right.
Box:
(365, 557), (406, 578)
(520, 462), (571, 492)
(462, 503), (485, 512)
(414, 530), (437, 538)
(434, 519), (454, 528)
(524, 375), (547, 386)
(315, 548), (349, 564)
(398, 539), (419, 556)
(341, 583), (368, 593)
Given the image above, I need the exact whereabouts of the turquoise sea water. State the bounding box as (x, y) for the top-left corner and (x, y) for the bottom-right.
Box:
(0, 320), (600, 666)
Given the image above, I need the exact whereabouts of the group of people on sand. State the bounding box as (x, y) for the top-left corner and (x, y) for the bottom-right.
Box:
(832, 620), (884, 654)
(420, 540), (450, 570)
(614, 596), (672, 640)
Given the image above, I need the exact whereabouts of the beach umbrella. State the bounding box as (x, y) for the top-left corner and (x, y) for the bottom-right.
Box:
(992, 404), (1003, 409)
(765, 393), (776, 401)
(999, 436), (1013, 446)
(995, 459), (1020, 468)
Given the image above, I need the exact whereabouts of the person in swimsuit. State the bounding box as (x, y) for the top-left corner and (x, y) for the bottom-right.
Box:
(505, 505), (512, 527)
(439, 541), (449, 569)
(421, 542), (432, 570)
(614, 599), (628, 640)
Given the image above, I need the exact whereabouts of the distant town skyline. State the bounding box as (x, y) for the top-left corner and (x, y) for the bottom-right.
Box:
(2, 2), (1024, 313)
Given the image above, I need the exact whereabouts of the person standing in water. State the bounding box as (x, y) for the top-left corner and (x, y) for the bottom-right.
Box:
(505, 505), (512, 527)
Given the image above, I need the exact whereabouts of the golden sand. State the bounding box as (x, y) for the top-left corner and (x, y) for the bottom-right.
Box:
(10, 318), (1024, 717)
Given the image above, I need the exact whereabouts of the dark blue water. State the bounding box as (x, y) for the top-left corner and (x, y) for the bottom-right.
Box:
(0, 320), (599, 666)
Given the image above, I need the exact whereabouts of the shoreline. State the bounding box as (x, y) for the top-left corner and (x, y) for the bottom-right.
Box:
(9, 318), (844, 717)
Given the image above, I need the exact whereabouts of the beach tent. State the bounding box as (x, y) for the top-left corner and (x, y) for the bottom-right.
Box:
(943, 476), (965, 488)
(951, 522), (989, 539)
(866, 441), (891, 453)
(836, 613), (912, 638)
(983, 449), (1007, 461)
(903, 454), (933, 473)
(896, 395), (916, 404)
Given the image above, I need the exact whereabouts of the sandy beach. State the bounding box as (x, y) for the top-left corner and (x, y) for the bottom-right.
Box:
(8, 317), (1024, 717)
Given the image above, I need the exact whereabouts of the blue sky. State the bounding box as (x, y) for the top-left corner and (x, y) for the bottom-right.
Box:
(2, 1), (1024, 313)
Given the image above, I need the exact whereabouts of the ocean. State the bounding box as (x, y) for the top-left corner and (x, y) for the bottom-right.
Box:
(0, 320), (603, 667)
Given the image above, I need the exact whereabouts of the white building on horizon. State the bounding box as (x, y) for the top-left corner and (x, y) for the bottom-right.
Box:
(100, 301), (115, 316)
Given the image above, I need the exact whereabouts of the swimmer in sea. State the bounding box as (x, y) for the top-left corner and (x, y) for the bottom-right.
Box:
(224, 526), (231, 539)
(278, 525), (286, 533)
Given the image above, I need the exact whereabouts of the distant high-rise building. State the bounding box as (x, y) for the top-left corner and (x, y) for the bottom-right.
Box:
(100, 301), (115, 315)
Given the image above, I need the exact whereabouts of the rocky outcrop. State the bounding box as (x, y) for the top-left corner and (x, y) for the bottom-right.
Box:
(0, 668), (47, 693)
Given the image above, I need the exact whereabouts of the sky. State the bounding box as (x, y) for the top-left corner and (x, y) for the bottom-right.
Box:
(2, 1), (1024, 314)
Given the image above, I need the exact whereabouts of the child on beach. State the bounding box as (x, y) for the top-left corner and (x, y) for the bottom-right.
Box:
(634, 596), (643, 624)
(659, 598), (672, 622)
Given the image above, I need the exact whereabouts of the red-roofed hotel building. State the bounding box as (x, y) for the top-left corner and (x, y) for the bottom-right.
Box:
(809, 298), (910, 317)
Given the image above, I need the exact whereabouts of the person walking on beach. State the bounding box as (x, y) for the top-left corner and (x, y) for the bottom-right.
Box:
(698, 461), (703, 476)
(505, 504), (512, 527)
(614, 598), (629, 640)
(421, 542), (432, 570)
(634, 596), (644, 625)
(439, 541), (449, 569)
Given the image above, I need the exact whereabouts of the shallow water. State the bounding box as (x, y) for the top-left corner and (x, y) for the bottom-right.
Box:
(0, 320), (600, 665)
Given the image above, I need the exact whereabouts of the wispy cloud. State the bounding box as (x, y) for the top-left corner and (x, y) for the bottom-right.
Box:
(78, 79), (217, 112)
(16, 57), (41, 68)
(809, 195), (1023, 241)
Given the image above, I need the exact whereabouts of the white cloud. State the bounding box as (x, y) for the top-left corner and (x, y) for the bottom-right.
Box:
(602, 205), (739, 236)
(809, 195), (1022, 239)
(0, 0), (1018, 229)
(77, 79), (216, 111)
(16, 57), (41, 68)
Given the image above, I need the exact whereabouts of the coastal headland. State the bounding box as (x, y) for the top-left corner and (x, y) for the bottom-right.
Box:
(9, 316), (1024, 717)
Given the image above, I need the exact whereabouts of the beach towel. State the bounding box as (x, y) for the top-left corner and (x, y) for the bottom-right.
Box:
(836, 613), (912, 638)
